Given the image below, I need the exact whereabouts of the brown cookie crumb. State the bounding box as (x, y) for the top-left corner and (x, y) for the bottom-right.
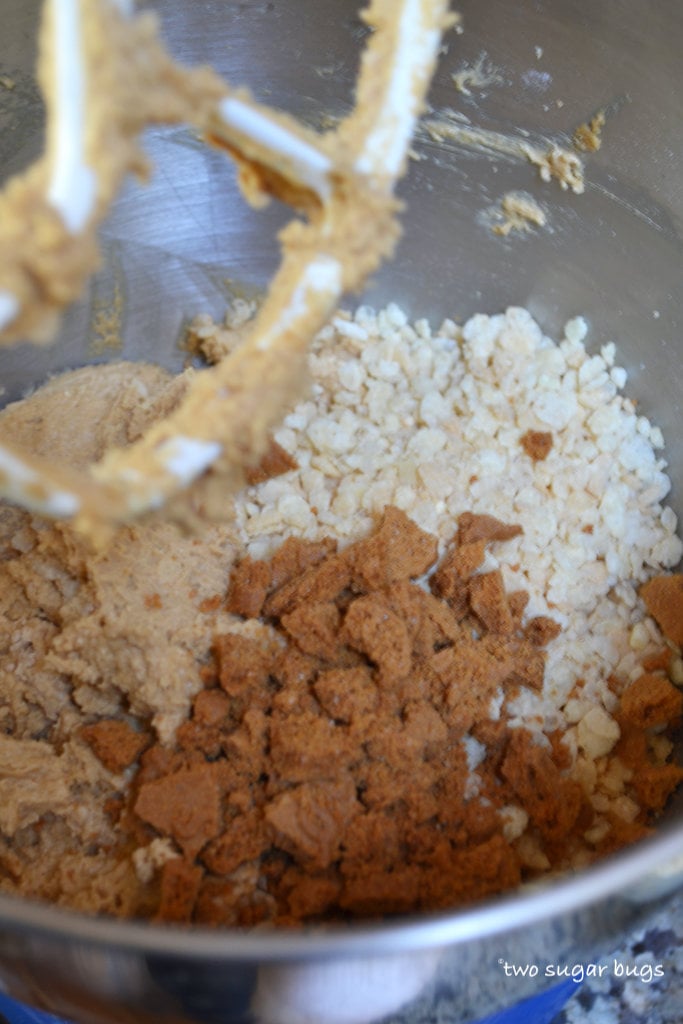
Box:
(457, 511), (523, 545)
(155, 859), (203, 924)
(244, 439), (298, 486)
(501, 729), (584, 849)
(81, 720), (151, 774)
(640, 574), (683, 645)
(346, 506), (438, 590)
(520, 429), (553, 461)
(524, 615), (562, 647)
(620, 673), (683, 729)
(265, 775), (362, 869)
(469, 571), (514, 635)
(225, 557), (271, 618)
(134, 764), (221, 859)
(343, 592), (412, 685)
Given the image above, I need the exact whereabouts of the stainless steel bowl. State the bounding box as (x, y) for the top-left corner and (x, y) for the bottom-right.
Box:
(1, 1), (683, 1022)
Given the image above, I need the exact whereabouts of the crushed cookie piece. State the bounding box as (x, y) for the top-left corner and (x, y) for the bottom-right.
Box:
(264, 552), (351, 617)
(81, 720), (151, 775)
(244, 439), (298, 485)
(640, 574), (683, 645)
(269, 712), (355, 785)
(265, 776), (361, 869)
(213, 633), (273, 700)
(281, 601), (343, 662)
(620, 673), (683, 729)
(225, 557), (271, 618)
(520, 429), (553, 461)
(284, 872), (341, 920)
(469, 571), (514, 635)
(457, 512), (523, 545)
(631, 763), (683, 814)
(342, 592), (412, 685)
(346, 506), (438, 590)
(192, 689), (231, 728)
(134, 764), (221, 859)
(641, 649), (673, 673)
(201, 813), (265, 875)
(431, 539), (486, 616)
(155, 858), (203, 924)
(269, 537), (338, 591)
(501, 730), (584, 848)
(313, 666), (378, 724)
(430, 636), (514, 732)
(524, 615), (562, 647)
(90, 508), (681, 928)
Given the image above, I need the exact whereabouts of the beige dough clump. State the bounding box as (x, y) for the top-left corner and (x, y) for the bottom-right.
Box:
(0, 363), (245, 738)
(0, 362), (257, 910)
(489, 191), (547, 236)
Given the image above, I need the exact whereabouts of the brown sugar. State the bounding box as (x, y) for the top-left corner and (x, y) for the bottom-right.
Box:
(91, 506), (681, 927)
(520, 429), (553, 461)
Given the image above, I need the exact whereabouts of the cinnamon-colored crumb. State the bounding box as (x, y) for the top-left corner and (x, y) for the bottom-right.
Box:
(265, 776), (362, 869)
(134, 764), (221, 859)
(244, 438), (298, 486)
(631, 763), (683, 814)
(201, 813), (265, 876)
(281, 601), (344, 662)
(640, 573), (683, 645)
(155, 859), (203, 924)
(120, 505), (555, 923)
(345, 505), (438, 589)
(469, 571), (514, 635)
(524, 616), (563, 647)
(620, 672), (683, 729)
(342, 592), (412, 685)
(81, 719), (151, 774)
(520, 429), (553, 461)
(269, 537), (338, 591)
(457, 511), (523, 545)
(225, 557), (271, 618)
(641, 649), (673, 673)
(501, 729), (585, 850)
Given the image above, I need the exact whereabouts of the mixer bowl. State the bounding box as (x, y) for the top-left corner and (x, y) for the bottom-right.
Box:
(1, 1), (683, 1022)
